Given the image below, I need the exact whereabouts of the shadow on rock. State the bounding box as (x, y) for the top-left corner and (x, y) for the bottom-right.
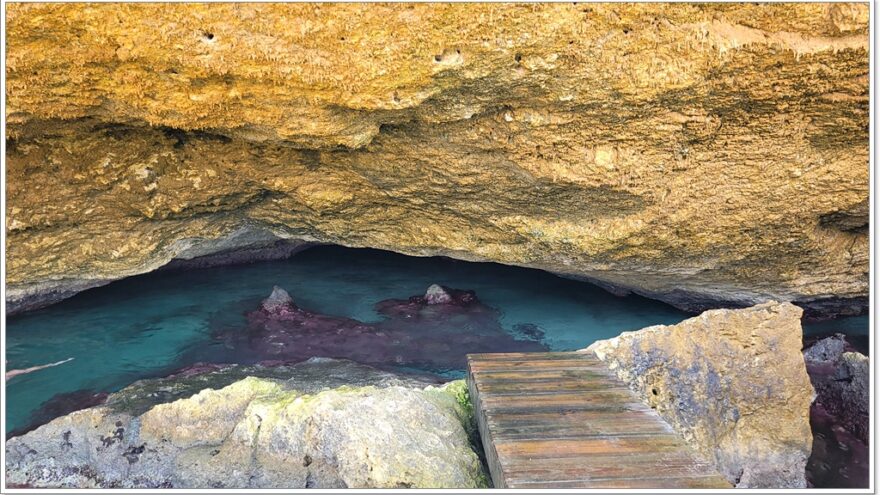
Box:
(803, 333), (869, 488)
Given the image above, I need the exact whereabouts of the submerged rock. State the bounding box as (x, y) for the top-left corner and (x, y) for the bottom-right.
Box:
(234, 286), (546, 371)
(584, 302), (814, 488)
(804, 334), (869, 444)
(6, 390), (109, 439)
(5, 359), (487, 489)
(806, 402), (870, 488)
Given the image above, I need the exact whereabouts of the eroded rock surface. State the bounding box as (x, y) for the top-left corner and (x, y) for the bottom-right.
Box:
(5, 3), (869, 315)
(584, 302), (815, 488)
(5, 359), (487, 489)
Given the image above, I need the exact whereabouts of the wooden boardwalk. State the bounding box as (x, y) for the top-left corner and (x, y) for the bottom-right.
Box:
(466, 352), (731, 489)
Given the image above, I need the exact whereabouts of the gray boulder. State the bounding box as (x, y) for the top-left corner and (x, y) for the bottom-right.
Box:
(261, 285), (294, 313)
(424, 284), (453, 305)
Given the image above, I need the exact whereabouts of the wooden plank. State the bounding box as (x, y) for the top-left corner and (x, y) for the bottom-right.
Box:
(500, 451), (714, 471)
(468, 369), (618, 382)
(467, 351), (732, 489)
(468, 351), (598, 361)
(513, 476), (732, 489)
(477, 390), (640, 409)
(494, 435), (689, 458)
(488, 422), (673, 439)
(468, 358), (608, 371)
(475, 380), (625, 394)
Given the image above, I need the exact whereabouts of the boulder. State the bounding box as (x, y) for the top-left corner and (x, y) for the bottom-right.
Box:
(803, 334), (869, 443)
(584, 301), (814, 488)
(5, 359), (488, 489)
(424, 284), (453, 305)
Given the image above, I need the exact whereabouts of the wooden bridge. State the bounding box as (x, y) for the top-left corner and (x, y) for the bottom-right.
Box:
(466, 351), (732, 489)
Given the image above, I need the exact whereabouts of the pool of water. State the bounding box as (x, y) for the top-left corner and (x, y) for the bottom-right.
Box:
(5, 245), (869, 437)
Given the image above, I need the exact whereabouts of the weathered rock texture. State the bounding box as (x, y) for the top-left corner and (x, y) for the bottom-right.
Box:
(5, 3), (869, 314)
(5, 359), (487, 488)
(804, 334), (869, 443)
(585, 302), (815, 488)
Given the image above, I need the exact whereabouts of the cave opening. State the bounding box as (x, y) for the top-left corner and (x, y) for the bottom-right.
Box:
(6, 244), (868, 437)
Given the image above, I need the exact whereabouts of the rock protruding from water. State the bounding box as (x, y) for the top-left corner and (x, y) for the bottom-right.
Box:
(261, 285), (295, 314)
(410, 284), (476, 306)
(584, 301), (814, 489)
(424, 284), (453, 305)
(236, 286), (546, 370)
(804, 334), (869, 444)
(5, 359), (487, 489)
(804, 333), (850, 362)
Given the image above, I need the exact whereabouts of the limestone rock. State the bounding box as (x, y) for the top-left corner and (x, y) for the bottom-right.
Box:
(804, 333), (849, 362)
(424, 284), (453, 305)
(261, 285), (295, 313)
(5, 360), (487, 489)
(4, 3), (869, 316)
(804, 334), (869, 443)
(584, 302), (815, 488)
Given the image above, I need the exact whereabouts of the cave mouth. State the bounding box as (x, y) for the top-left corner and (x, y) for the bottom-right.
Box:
(5, 244), (868, 438)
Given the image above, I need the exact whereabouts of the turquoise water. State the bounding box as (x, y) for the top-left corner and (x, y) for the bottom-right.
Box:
(5, 246), (868, 435)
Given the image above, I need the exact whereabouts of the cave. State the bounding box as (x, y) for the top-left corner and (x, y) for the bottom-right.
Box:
(3, 3), (871, 491)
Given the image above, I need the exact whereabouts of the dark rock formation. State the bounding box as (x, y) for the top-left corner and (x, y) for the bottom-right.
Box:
(806, 402), (869, 488)
(233, 285), (547, 371)
(803, 334), (869, 443)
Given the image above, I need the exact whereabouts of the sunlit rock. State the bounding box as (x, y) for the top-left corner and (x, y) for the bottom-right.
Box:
(4, 3), (869, 317)
(584, 302), (814, 488)
(4, 359), (487, 488)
